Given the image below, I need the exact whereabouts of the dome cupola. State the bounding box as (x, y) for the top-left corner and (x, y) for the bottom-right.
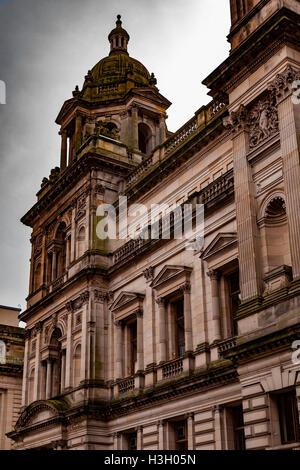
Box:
(108, 15), (130, 55)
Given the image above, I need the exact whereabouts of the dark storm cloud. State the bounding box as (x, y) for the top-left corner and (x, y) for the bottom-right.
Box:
(0, 0), (230, 312)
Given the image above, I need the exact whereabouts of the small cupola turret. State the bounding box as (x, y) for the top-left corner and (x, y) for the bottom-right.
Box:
(108, 15), (130, 55)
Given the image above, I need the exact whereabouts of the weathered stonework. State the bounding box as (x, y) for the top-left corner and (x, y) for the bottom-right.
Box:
(8, 4), (300, 450)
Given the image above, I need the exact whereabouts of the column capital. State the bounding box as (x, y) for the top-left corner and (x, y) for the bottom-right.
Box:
(156, 297), (166, 306)
(24, 329), (31, 340)
(268, 64), (300, 105)
(114, 319), (122, 328)
(180, 282), (191, 293)
(135, 308), (143, 318)
(207, 269), (220, 281)
(223, 104), (249, 135)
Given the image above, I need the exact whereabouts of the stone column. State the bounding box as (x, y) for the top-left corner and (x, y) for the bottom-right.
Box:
(70, 203), (76, 262)
(207, 270), (221, 342)
(182, 282), (193, 352)
(60, 130), (67, 170)
(33, 322), (42, 401)
(113, 432), (120, 450)
(187, 412), (194, 450)
(75, 114), (82, 153)
(60, 351), (66, 391)
(136, 310), (144, 372)
(159, 114), (166, 144)
(46, 358), (52, 399)
(214, 405), (224, 450)
(114, 320), (123, 380)
(94, 290), (107, 381)
(131, 105), (139, 150)
(143, 268), (156, 386)
(21, 330), (30, 406)
(225, 107), (261, 300)
(64, 307), (73, 389)
(156, 298), (167, 363)
(270, 66), (300, 279)
(80, 293), (89, 382)
(158, 420), (165, 449)
(137, 426), (143, 450)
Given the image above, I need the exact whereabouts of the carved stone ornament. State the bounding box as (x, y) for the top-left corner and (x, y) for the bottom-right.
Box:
(65, 291), (90, 312)
(268, 65), (300, 104)
(223, 93), (279, 149)
(248, 98), (278, 148)
(94, 289), (108, 302)
(143, 267), (154, 282)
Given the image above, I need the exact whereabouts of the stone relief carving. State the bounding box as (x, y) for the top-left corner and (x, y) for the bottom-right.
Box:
(223, 95), (279, 149)
(248, 98), (278, 148)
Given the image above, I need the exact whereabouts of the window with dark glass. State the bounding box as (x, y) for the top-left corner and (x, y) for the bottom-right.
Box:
(226, 404), (246, 450)
(174, 298), (185, 357)
(174, 420), (188, 450)
(129, 321), (137, 375)
(231, 404), (246, 450)
(277, 390), (299, 444)
(126, 431), (137, 450)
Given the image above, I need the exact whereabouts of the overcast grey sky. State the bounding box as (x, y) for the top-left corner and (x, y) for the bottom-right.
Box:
(0, 0), (231, 312)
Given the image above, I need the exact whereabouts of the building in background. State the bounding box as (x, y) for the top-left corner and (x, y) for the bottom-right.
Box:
(0, 305), (24, 450)
(8, 1), (300, 450)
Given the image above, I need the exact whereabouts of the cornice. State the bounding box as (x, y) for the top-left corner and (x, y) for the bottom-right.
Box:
(203, 7), (300, 96)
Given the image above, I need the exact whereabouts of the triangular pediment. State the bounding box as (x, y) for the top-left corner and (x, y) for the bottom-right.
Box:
(201, 232), (237, 260)
(110, 291), (145, 313)
(151, 265), (192, 290)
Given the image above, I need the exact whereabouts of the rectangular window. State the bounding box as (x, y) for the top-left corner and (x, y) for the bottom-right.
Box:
(277, 390), (299, 444)
(126, 431), (137, 450)
(169, 420), (188, 450)
(129, 321), (137, 375)
(174, 298), (185, 357)
(226, 404), (246, 450)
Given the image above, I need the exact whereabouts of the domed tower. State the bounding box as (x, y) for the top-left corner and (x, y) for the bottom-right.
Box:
(13, 17), (171, 450)
(56, 15), (171, 167)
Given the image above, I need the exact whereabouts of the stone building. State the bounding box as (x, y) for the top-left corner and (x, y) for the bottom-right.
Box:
(8, 1), (300, 450)
(0, 305), (24, 450)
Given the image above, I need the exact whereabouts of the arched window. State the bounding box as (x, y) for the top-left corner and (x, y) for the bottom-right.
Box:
(263, 196), (291, 272)
(138, 123), (152, 155)
(73, 344), (81, 387)
(77, 226), (86, 258)
(55, 222), (67, 278)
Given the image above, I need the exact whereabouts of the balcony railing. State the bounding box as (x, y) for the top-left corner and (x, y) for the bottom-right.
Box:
(118, 376), (135, 395)
(164, 116), (198, 156)
(125, 97), (227, 189)
(162, 357), (184, 379)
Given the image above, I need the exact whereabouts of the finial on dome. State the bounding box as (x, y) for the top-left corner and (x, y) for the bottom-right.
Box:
(108, 15), (130, 55)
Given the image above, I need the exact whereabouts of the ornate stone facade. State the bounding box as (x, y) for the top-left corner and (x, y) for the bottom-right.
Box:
(8, 3), (300, 450)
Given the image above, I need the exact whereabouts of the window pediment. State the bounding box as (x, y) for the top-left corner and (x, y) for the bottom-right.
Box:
(201, 232), (237, 261)
(150, 265), (192, 297)
(110, 291), (145, 321)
